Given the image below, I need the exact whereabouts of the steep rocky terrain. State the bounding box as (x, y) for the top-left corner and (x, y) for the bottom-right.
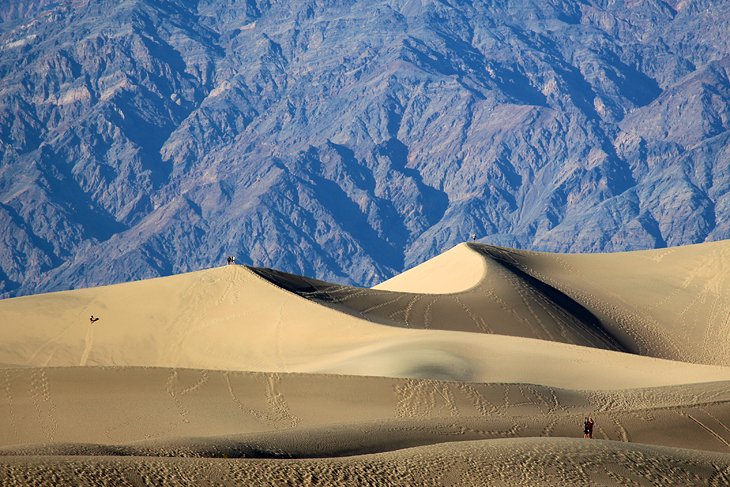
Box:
(1, 0), (729, 296)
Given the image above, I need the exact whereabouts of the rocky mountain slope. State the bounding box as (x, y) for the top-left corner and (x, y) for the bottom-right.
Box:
(1, 0), (729, 296)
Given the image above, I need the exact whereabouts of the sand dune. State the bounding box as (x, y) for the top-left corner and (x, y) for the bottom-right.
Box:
(2, 438), (729, 487)
(2, 368), (729, 455)
(1, 260), (729, 387)
(1, 241), (730, 484)
(373, 243), (486, 294)
(255, 241), (730, 366)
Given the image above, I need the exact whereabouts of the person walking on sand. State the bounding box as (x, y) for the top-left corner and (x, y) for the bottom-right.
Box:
(89, 315), (99, 325)
(583, 416), (594, 439)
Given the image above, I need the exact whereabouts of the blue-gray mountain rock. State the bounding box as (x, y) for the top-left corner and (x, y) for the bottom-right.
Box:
(1, 0), (729, 297)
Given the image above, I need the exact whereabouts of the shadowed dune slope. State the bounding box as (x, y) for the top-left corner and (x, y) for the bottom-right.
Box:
(253, 240), (730, 366)
(471, 242), (730, 367)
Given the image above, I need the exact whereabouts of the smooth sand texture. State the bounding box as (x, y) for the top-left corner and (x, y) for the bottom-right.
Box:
(372, 243), (486, 294)
(255, 241), (730, 366)
(1, 260), (729, 387)
(1, 241), (730, 485)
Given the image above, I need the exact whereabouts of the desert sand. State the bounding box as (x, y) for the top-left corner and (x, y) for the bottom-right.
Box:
(1, 241), (730, 485)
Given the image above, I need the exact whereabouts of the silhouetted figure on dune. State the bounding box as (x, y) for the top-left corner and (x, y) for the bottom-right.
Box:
(583, 416), (594, 439)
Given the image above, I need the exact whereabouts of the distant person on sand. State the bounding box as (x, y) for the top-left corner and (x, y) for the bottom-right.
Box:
(227, 256), (232, 265)
(89, 315), (99, 325)
(231, 256), (235, 265)
(583, 416), (594, 439)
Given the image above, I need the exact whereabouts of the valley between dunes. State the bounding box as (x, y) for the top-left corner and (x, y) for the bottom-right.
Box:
(1, 242), (730, 485)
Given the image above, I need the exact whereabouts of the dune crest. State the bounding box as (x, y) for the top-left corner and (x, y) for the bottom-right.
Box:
(372, 243), (486, 294)
(2, 241), (730, 484)
(1, 255), (729, 388)
(253, 240), (730, 366)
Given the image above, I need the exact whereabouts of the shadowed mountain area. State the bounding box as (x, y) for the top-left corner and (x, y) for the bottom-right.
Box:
(1, 0), (730, 297)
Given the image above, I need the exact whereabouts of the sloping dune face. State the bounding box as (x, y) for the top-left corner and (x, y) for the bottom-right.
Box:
(1, 241), (730, 484)
(1, 253), (730, 386)
(1, 369), (729, 455)
(253, 248), (626, 355)
(475, 242), (730, 367)
(372, 243), (486, 293)
(254, 240), (730, 366)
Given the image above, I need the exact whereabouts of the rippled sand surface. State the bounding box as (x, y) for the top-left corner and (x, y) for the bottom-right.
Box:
(2, 241), (729, 485)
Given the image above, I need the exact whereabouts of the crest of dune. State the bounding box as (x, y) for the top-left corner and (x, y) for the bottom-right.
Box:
(1, 241), (730, 483)
(372, 243), (486, 294)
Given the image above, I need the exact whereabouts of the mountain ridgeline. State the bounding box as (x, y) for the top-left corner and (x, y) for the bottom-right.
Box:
(1, 0), (729, 296)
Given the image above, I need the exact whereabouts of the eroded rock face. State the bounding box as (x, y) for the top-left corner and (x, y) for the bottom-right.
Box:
(1, 0), (729, 296)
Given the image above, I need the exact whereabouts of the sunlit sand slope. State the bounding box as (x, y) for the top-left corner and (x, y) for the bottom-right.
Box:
(1, 368), (729, 455)
(256, 240), (730, 365)
(472, 241), (730, 366)
(1, 265), (729, 386)
(2, 241), (730, 485)
(373, 243), (486, 293)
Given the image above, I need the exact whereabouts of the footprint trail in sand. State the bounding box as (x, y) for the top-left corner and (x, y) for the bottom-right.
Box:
(1, 241), (730, 485)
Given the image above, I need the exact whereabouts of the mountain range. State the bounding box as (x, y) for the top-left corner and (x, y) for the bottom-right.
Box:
(1, 0), (729, 296)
